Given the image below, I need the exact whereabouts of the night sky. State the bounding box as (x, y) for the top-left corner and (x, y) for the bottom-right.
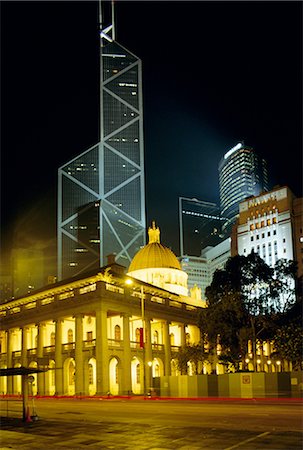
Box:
(1, 1), (302, 269)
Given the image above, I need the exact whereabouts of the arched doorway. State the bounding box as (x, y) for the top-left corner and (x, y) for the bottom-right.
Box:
(131, 356), (143, 394)
(63, 358), (75, 395)
(88, 358), (96, 396)
(171, 359), (180, 376)
(109, 357), (119, 395)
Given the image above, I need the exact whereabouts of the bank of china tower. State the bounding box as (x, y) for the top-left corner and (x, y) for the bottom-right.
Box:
(58, 2), (146, 280)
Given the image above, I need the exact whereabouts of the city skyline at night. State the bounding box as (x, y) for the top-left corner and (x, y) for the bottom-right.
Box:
(1, 1), (302, 270)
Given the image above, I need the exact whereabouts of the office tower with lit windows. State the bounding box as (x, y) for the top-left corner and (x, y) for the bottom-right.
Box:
(179, 197), (226, 257)
(58, 1), (146, 280)
(219, 142), (268, 232)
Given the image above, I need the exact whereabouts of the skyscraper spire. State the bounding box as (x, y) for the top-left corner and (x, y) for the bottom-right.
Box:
(99, 0), (116, 45)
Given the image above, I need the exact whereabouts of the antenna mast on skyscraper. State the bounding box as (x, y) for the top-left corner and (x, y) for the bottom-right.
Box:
(99, 0), (116, 45)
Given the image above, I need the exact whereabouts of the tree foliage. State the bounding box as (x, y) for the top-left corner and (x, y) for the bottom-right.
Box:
(272, 322), (303, 370)
(175, 344), (207, 375)
(198, 253), (298, 371)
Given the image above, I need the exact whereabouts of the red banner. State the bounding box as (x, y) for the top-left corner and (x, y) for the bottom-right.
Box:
(139, 327), (144, 348)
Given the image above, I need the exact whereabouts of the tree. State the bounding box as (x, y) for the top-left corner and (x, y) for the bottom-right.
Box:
(272, 322), (303, 371)
(175, 344), (207, 375)
(200, 252), (290, 372)
(271, 259), (297, 313)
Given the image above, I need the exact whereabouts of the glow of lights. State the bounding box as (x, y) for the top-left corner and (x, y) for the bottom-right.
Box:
(276, 361), (281, 365)
(245, 358), (250, 364)
(125, 279), (133, 286)
(267, 360), (271, 365)
(257, 359), (261, 364)
(224, 142), (242, 160)
(147, 361), (152, 367)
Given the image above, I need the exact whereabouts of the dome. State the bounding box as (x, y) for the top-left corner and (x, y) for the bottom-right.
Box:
(128, 222), (181, 272)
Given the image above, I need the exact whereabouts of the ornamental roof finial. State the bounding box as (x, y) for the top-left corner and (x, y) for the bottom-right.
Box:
(148, 221), (160, 244)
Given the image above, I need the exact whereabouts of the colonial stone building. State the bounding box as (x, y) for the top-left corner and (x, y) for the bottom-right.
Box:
(0, 225), (204, 396)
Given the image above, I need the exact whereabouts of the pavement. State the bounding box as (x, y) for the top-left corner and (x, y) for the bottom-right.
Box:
(0, 397), (302, 450)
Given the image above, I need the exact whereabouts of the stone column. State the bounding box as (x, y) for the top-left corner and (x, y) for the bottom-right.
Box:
(55, 319), (63, 395)
(6, 330), (13, 394)
(163, 320), (171, 376)
(21, 327), (29, 367)
(75, 314), (84, 395)
(95, 307), (109, 395)
(36, 323), (45, 395)
(179, 323), (186, 347)
(122, 314), (132, 395)
(144, 318), (152, 393)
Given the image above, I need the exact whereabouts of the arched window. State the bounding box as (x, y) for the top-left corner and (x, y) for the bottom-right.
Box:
(68, 329), (73, 343)
(50, 332), (55, 346)
(170, 333), (175, 346)
(153, 330), (158, 344)
(114, 325), (121, 341)
(155, 364), (160, 377)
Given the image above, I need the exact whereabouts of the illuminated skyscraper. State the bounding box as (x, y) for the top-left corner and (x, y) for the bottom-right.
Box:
(179, 197), (226, 257)
(219, 142), (268, 232)
(58, 1), (146, 280)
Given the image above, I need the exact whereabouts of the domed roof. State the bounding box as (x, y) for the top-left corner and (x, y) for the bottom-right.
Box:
(128, 222), (181, 272)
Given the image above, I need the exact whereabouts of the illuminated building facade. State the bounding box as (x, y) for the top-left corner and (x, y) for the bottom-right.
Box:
(179, 197), (226, 257)
(219, 142), (268, 232)
(236, 186), (303, 277)
(57, 1), (146, 280)
(0, 226), (204, 396)
(180, 238), (231, 299)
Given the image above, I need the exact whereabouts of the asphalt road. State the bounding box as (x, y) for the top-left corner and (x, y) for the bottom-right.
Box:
(1, 397), (302, 449)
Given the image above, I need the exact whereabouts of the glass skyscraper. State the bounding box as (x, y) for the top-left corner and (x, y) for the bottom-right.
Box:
(179, 197), (226, 257)
(57, 3), (146, 280)
(219, 142), (268, 232)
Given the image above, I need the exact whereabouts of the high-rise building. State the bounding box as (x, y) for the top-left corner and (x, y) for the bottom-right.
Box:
(180, 238), (231, 299)
(235, 185), (303, 277)
(58, 2), (146, 280)
(179, 197), (226, 257)
(219, 142), (268, 233)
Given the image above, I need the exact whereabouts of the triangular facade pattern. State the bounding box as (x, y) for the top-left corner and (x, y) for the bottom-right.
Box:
(58, 40), (146, 280)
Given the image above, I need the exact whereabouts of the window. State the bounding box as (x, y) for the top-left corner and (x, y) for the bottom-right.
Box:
(268, 231), (271, 237)
(283, 238), (286, 243)
(114, 325), (121, 341)
(170, 333), (175, 345)
(251, 236), (254, 241)
(250, 224), (255, 231)
(87, 331), (93, 341)
(153, 330), (159, 345)
(50, 332), (55, 346)
(267, 219), (271, 226)
(186, 333), (190, 345)
(273, 217), (277, 224)
(262, 233), (265, 239)
(256, 234), (260, 240)
(68, 329), (73, 343)
(273, 230), (276, 235)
